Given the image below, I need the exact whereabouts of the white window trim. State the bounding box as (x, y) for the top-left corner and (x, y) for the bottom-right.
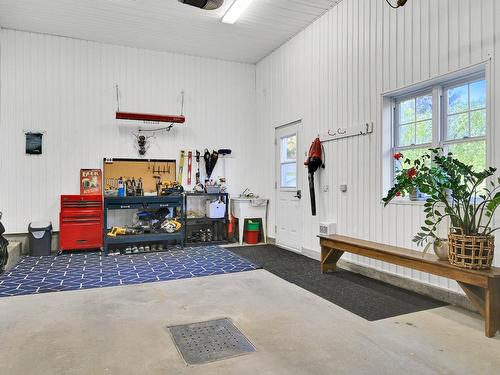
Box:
(380, 60), (491, 205)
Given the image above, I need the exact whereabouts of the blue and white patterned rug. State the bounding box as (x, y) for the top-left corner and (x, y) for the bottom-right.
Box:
(0, 246), (258, 298)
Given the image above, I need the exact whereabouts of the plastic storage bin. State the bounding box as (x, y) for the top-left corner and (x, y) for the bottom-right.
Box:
(28, 221), (53, 256)
(246, 220), (260, 231)
(206, 200), (226, 218)
(244, 230), (259, 244)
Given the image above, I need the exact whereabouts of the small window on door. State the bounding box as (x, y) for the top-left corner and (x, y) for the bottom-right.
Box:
(280, 135), (297, 188)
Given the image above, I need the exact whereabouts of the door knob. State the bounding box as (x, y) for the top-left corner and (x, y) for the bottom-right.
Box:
(294, 190), (302, 199)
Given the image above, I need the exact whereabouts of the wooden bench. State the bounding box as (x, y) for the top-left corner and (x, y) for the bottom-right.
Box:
(319, 234), (500, 338)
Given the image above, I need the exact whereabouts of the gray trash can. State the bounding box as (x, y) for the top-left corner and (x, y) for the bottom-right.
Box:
(28, 221), (53, 256)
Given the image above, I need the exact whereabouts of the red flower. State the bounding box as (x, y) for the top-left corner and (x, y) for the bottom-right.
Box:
(393, 152), (403, 160)
(396, 191), (401, 197)
(407, 167), (417, 180)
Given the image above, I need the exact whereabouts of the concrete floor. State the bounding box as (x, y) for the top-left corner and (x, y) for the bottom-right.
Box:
(0, 269), (498, 375)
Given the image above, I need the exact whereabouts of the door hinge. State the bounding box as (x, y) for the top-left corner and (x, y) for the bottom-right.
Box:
(274, 181), (277, 189)
(274, 225), (277, 232)
(274, 138), (277, 146)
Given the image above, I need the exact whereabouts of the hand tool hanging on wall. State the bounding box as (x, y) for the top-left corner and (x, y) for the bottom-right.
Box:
(203, 149), (211, 178)
(304, 137), (325, 216)
(195, 150), (201, 185)
(194, 150), (204, 192)
(177, 150), (185, 185)
(210, 150), (219, 178)
(218, 149), (231, 179)
(187, 151), (193, 185)
(203, 149), (219, 180)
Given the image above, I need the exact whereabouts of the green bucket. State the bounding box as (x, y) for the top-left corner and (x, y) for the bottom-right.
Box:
(246, 220), (260, 231)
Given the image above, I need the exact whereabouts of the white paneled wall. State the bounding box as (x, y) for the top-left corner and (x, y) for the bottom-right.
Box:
(256, 0), (500, 293)
(0, 29), (257, 233)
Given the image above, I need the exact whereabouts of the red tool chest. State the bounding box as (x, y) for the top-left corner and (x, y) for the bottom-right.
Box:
(59, 195), (103, 251)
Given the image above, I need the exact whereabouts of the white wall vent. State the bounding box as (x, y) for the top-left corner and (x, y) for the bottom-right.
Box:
(319, 222), (337, 236)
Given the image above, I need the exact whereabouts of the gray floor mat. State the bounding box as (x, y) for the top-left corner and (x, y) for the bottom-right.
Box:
(229, 245), (447, 321)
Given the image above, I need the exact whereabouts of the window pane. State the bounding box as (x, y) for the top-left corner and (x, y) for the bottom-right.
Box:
(399, 99), (415, 124)
(398, 124), (415, 146)
(470, 80), (486, 110)
(448, 141), (486, 172)
(470, 109), (486, 137)
(281, 135), (297, 161)
(416, 120), (432, 144)
(447, 113), (469, 139)
(448, 84), (468, 114)
(416, 95), (432, 121)
(281, 163), (297, 188)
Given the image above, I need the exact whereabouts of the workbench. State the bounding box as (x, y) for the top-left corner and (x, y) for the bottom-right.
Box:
(103, 195), (184, 255)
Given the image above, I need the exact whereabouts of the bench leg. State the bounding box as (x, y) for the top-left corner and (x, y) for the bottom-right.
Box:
(321, 246), (344, 273)
(485, 280), (500, 338)
(458, 281), (500, 338)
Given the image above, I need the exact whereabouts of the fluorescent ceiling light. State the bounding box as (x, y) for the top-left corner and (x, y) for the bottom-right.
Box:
(222, 0), (254, 24)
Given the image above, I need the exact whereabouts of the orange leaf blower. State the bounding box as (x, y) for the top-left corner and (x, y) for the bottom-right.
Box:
(304, 137), (325, 216)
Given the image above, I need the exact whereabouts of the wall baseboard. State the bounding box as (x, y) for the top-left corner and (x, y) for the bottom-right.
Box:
(336, 259), (473, 312)
(299, 246), (473, 312)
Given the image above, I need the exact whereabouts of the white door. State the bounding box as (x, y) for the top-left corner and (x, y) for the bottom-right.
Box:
(275, 121), (303, 252)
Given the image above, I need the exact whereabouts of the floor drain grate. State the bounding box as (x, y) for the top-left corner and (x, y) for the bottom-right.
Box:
(168, 318), (255, 365)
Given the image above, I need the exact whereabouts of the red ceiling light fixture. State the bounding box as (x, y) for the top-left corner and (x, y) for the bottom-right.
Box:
(385, 0), (408, 8)
(115, 111), (185, 124)
(115, 85), (186, 129)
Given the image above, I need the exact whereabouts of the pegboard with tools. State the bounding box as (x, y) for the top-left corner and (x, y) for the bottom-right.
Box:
(103, 158), (176, 196)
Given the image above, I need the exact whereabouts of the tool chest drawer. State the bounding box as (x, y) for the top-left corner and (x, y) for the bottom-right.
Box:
(61, 195), (102, 209)
(60, 195), (103, 251)
(60, 220), (102, 249)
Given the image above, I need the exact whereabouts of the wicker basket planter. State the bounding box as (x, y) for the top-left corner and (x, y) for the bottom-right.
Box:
(448, 228), (494, 270)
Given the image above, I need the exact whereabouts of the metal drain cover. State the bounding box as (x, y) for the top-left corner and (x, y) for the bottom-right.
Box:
(168, 318), (255, 365)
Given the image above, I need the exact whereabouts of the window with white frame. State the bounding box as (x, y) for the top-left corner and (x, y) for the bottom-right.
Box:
(392, 73), (487, 189)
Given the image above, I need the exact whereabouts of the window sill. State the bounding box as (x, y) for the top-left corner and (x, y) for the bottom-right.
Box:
(385, 198), (427, 206)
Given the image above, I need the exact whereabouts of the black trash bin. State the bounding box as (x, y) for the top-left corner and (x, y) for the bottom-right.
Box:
(28, 221), (53, 256)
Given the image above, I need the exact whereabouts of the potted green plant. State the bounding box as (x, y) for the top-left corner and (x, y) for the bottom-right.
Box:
(383, 148), (500, 269)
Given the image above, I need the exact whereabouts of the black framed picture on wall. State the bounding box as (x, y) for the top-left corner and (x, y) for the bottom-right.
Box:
(25, 132), (43, 155)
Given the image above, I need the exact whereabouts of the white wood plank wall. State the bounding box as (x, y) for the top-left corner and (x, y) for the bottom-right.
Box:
(256, 0), (500, 293)
(1, 0), (500, 294)
(0, 29), (257, 233)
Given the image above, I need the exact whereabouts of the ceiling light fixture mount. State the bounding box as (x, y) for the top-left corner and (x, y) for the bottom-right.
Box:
(178, 0), (224, 10)
(222, 0), (254, 24)
(385, 0), (408, 9)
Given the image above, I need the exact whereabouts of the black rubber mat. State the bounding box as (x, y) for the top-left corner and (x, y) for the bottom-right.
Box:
(228, 245), (446, 321)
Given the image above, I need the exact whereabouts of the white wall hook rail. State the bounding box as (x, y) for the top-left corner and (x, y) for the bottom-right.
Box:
(319, 122), (373, 143)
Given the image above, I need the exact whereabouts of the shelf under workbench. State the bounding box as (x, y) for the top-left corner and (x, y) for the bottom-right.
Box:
(103, 195), (185, 255)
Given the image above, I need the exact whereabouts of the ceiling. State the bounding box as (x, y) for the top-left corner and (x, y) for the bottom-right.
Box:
(0, 0), (339, 64)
